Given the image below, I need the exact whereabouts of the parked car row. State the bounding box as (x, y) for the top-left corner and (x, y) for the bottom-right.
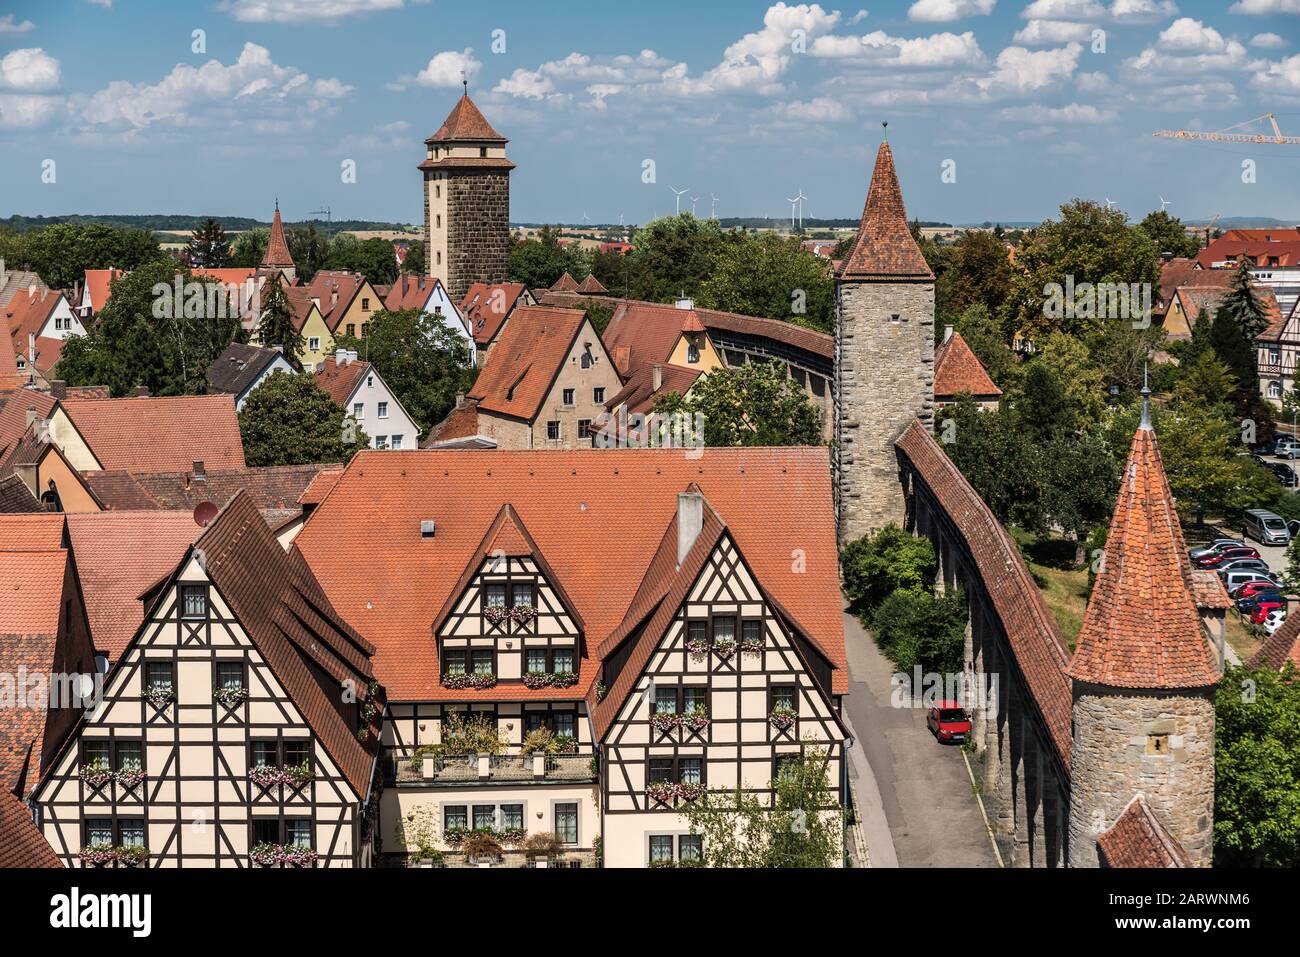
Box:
(1189, 538), (1289, 635)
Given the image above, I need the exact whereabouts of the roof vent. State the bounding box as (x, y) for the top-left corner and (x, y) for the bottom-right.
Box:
(420, 519), (436, 539)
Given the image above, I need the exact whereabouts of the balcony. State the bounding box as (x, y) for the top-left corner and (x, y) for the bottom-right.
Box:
(384, 748), (596, 786)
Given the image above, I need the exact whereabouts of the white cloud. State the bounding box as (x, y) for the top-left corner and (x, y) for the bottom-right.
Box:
(218, 0), (404, 22)
(1251, 32), (1289, 48)
(0, 93), (64, 129)
(85, 0), (112, 8)
(1252, 53), (1300, 94)
(1013, 19), (1094, 44)
(999, 101), (1115, 122)
(81, 43), (349, 129)
(849, 9), (870, 23)
(494, 68), (556, 100)
(1076, 70), (1110, 90)
(1158, 17), (1227, 52)
(976, 42), (1082, 93)
(0, 48), (60, 91)
(1108, 0), (1177, 22)
(683, 1), (841, 95)
(0, 14), (36, 34)
(907, 0), (996, 22)
(1020, 0), (1107, 19)
(1128, 18), (1250, 74)
(1229, 0), (1300, 13)
(414, 49), (482, 88)
(812, 30), (985, 66)
(771, 96), (853, 121)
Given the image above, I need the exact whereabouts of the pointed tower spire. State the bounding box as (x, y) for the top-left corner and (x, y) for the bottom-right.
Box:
(262, 201), (295, 272)
(1066, 422), (1219, 689)
(1139, 363), (1152, 430)
(839, 135), (932, 281)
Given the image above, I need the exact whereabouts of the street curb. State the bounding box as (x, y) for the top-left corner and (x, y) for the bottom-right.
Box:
(961, 749), (1005, 868)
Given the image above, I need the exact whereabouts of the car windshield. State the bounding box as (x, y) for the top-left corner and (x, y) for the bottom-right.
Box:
(1265, 520), (1286, 529)
(940, 709), (967, 722)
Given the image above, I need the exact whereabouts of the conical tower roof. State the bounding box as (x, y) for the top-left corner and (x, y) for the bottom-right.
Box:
(262, 202), (295, 270)
(426, 94), (507, 144)
(839, 137), (933, 281)
(1066, 415), (1220, 689)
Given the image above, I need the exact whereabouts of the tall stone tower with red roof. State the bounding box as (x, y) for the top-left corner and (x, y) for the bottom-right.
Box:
(835, 131), (935, 544)
(260, 201), (296, 283)
(419, 90), (514, 300)
(1065, 387), (1220, 867)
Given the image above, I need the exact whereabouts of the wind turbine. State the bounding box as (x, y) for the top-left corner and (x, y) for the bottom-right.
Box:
(1104, 197), (1116, 210)
(690, 196), (699, 216)
(786, 193), (799, 230)
(670, 186), (689, 216)
(710, 193), (719, 219)
(795, 187), (807, 232)
(1159, 196), (1170, 212)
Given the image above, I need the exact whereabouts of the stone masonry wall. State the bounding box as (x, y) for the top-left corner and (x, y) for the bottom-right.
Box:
(835, 280), (934, 544)
(446, 171), (510, 301)
(1068, 685), (1216, 867)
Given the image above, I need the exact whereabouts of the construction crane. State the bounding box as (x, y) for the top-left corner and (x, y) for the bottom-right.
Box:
(310, 207), (332, 225)
(1154, 113), (1300, 145)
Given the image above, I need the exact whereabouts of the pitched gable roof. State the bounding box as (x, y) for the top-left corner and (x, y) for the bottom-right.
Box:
(550, 272), (580, 292)
(262, 204), (295, 270)
(466, 306), (589, 420)
(460, 282), (528, 345)
(0, 790), (60, 867)
(206, 342), (286, 397)
(61, 395), (245, 472)
(83, 463), (335, 514)
(605, 362), (702, 416)
(82, 269), (122, 314)
(575, 274), (608, 294)
(0, 473), (40, 513)
(0, 269), (48, 309)
(1067, 421), (1220, 689)
(1096, 794), (1191, 868)
(302, 271), (366, 332)
(427, 94), (507, 143)
(839, 140), (933, 281)
(0, 390), (58, 474)
(934, 331), (1001, 400)
(4, 288), (64, 345)
(315, 356), (370, 408)
(0, 322), (21, 391)
(285, 286), (323, 333)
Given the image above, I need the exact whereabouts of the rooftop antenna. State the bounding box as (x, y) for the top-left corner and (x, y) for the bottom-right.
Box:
(882, 120), (888, 142)
(1159, 196), (1170, 212)
(670, 186), (689, 217)
(1139, 363), (1152, 430)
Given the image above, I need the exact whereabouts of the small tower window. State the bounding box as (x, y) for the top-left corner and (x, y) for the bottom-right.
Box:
(889, 314), (901, 323)
(1146, 733), (1170, 756)
(480, 147), (487, 158)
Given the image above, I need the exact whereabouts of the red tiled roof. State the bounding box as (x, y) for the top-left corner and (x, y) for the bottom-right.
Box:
(460, 282), (529, 345)
(1156, 258), (1220, 309)
(1190, 569), (1232, 610)
(28, 337), (64, 377)
(605, 363), (702, 416)
(285, 286), (322, 333)
(426, 94), (507, 143)
(839, 140), (933, 281)
(1197, 237), (1300, 269)
(384, 275), (443, 313)
(0, 473), (40, 513)
(314, 356), (370, 408)
(896, 420), (1073, 766)
(302, 271), (366, 332)
(575, 274), (607, 294)
(262, 205), (295, 269)
(0, 790), (60, 867)
(64, 511), (202, 660)
(1067, 423), (1220, 689)
(83, 463), (335, 513)
(934, 332), (1001, 400)
(82, 269), (122, 314)
(62, 395), (246, 472)
(189, 267), (257, 288)
(0, 390), (57, 473)
(298, 467), (344, 506)
(294, 448), (846, 702)
(1253, 290), (1290, 342)
(0, 513), (63, 550)
(550, 272), (580, 292)
(0, 321), (20, 391)
(1250, 612), (1300, 670)
(4, 289), (64, 346)
(466, 306), (588, 421)
(1096, 794), (1191, 868)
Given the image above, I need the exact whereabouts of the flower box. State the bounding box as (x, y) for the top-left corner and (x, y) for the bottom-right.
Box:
(115, 765), (146, 789)
(483, 605), (510, 626)
(510, 604), (536, 626)
(250, 842), (317, 867)
(594, 681), (607, 701)
(713, 638), (736, 661)
(498, 826), (527, 848)
(684, 637), (710, 660)
(116, 844), (148, 867)
(550, 671), (578, 688)
(522, 671), (553, 689)
(214, 687), (248, 708)
(769, 705), (797, 732)
(441, 672), (497, 690)
(79, 762), (113, 788)
(682, 707), (710, 733)
(647, 780), (705, 805)
(78, 844), (118, 867)
(740, 638), (764, 656)
(249, 761), (313, 789)
(144, 687), (175, 708)
(650, 712), (681, 734)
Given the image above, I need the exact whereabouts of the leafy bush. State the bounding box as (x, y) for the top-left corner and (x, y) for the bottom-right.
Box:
(871, 587), (967, 674)
(840, 524), (937, 615)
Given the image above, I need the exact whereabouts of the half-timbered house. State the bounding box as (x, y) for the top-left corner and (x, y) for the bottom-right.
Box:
(293, 447), (848, 867)
(33, 491), (385, 868)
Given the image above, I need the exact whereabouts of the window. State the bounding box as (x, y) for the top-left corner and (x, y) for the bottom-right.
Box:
(145, 661), (173, 694)
(682, 687), (707, 713)
(712, 616), (735, 643)
(115, 741), (142, 773)
(353, 402), (364, 420)
(774, 752), (802, 780)
(511, 583), (534, 608)
(649, 835), (674, 864)
(251, 740), (278, 769)
(345, 323), (355, 337)
(443, 649), (466, 676)
(770, 684), (796, 712)
(377, 401), (389, 419)
(581, 352), (592, 370)
(444, 805), (467, 832)
(362, 298), (371, 311)
(742, 619), (762, 647)
(679, 758), (703, 786)
(471, 648), (494, 675)
(553, 711), (577, 738)
(526, 648), (548, 673)
(649, 758), (674, 784)
(678, 834), (703, 863)
(554, 802), (578, 845)
(284, 819), (312, 849)
(1270, 380), (1282, 398)
(655, 687), (678, 715)
(118, 819), (145, 847)
(253, 818), (310, 849)
(577, 419), (592, 446)
(181, 584), (207, 619)
(252, 819), (280, 846)
(562, 388), (575, 407)
(687, 343), (700, 364)
(216, 661), (244, 693)
(83, 740), (110, 772)
(473, 805), (496, 830)
(501, 804), (524, 830)
(593, 387), (605, 404)
(484, 583), (506, 608)
(552, 647), (574, 673)
(367, 375), (374, 388)
(390, 435), (403, 450)
(309, 337), (320, 351)
(546, 421), (561, 441)
(374, 436), (388, 450)
(361, 324), (369, 338)
(281, 740), (310, 769)
(480, 147), (488, 158)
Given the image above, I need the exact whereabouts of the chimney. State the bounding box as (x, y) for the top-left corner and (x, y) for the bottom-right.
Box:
(28, 333), (36, 366)
(336, 348), (350, 366)
(942, 325), (954, 344)
(652, 364), (663, 391)
(50, 379), (66, 400)
(455, 391), (465, 409)
(25, 406), (37, 427)
(192, 460), (206, 481)
(135, 385), (150, 397)
(331, 287), (339, 308)
(675, 294), (694, 311)
(1161, 251), (1173, 262)
(676, 492), (704, 567)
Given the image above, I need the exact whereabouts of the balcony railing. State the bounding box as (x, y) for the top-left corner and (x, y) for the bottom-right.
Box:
(384, 747), (596, 786)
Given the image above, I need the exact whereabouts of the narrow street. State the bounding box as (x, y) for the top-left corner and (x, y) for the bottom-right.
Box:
(842, 608), (997, 868)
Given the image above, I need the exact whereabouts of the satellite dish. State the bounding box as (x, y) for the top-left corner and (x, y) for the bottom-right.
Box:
(193, 501), (219, 528)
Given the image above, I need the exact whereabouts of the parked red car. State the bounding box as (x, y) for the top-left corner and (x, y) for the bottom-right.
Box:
(926, 702), (972, 744)
(1194, 546), (1261, 568)
(1233, 580), (1284, 601)
(1250, 600), (1286, 625)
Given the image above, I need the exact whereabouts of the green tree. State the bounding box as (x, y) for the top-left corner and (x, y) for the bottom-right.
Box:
(238, 371), (366, 466)
(332, 308), (475, 438)
(1215, 664), (1300, 866)
(508, 231), (570, 289)
(287, 224), (328, 282)
(187, 218), (232, 267)
(682, 748), (842, 868)
(625, 214), (726, 303)
(871, 587), (967, 674)
(54, 259), (244, 396)
(1221, 258), (1271, 341)
(839, 524), (937, 613)
(950, 303), (1018, 390)
(1019, 330), (1106, 429)
(1173, 350), (1238, 411)
(1207, 299), (1259, 404)
(697, 232), (835, 333)
(1014, 360), (1077, 442)
(651, 361), (822, 447)
(10, 222), (165, 289)
(256, 279), (304, 367)
(1136, 209), (1201, 260)
(401, 239), (426, 275)
(230, 228), (269, 268)
(326, 235), (398, 286)
(939, 229), (1015, 324)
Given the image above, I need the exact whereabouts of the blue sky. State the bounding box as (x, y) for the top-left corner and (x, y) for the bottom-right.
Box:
(1, 0), (1298, 226)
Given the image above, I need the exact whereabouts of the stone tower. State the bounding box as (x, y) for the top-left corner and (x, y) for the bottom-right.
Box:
(260, 201), (296, 284)
(419, 90), (514, 301)
(1065, 390), (1220, 867)
(834, 133), (934, 545)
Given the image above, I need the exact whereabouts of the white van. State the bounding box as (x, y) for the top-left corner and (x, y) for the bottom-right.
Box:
(1244, 509), (1291, 546)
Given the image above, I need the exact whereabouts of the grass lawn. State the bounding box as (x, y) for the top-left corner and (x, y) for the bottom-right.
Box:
(1011, 530), (1091, 651)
